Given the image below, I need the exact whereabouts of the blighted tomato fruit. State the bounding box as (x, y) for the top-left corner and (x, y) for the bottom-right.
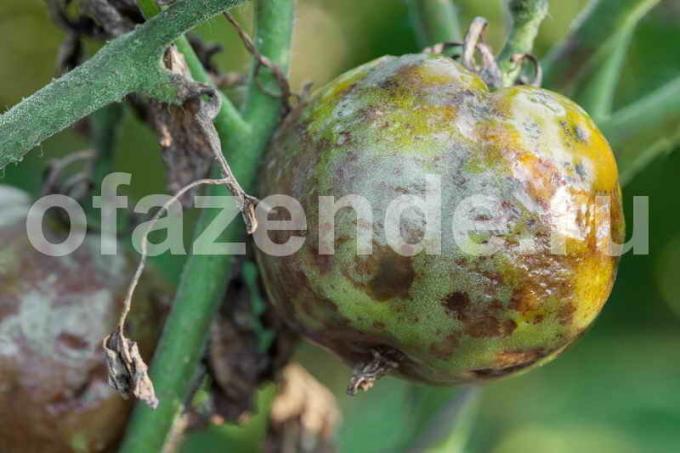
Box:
(256, 54), (624, 391)
(0, 186), (166, 452)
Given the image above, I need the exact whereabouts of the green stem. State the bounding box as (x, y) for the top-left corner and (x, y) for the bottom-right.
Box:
(575, 30), (632, 121)
(542, 0), (661, 92)
(174, 37), (251, 141)
(138, 0), (250, 140)
(119, 1), (295, 451)
(601, 77), (680, 185)
(406, 0), (462, 47)
(407, 388), (480, 452)
(497, 0), (549, 87)
(0, 0), (247, 169)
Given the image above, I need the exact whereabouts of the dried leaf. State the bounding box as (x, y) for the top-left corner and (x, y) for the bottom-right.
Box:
(103, 330), (159, 409)
(266, 364), (341, 453)
(147, 48), (219, 206)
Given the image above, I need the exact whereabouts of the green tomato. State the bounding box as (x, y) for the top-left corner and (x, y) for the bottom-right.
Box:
(255, 54), (624, 387)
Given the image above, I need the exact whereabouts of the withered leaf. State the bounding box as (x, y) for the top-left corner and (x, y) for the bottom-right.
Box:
(148, 47), (221, 206)
(103, 330), (159, 409)
(266, 363), (341, 453)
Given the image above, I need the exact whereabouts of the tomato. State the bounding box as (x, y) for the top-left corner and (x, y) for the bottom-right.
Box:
(0, 186), (166, 452)
(256, 54), (624, 386)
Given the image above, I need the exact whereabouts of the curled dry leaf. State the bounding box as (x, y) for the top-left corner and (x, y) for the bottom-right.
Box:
(104, 330), (159, 409)
(266, 363), (341, 453)
(148, 48), (217, 206)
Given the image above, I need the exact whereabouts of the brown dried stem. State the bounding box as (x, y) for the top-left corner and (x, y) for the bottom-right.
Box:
(223, 12), (293, 113)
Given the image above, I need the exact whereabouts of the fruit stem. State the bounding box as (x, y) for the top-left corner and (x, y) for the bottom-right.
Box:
(497, 0), (548, 87)
(406, 0), (462, 47)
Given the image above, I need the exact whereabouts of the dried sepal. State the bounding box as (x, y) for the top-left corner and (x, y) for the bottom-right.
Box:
(346, 349), (398, 396)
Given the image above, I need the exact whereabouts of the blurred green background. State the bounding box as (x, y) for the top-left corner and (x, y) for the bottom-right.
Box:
(1, 0), (679, 452)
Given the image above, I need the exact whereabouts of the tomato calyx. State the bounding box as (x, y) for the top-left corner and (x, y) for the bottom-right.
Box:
(424, 17), (541, 89)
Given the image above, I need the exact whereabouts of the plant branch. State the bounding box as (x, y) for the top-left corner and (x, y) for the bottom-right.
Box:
(542, 0), (661, 92)
(574, 31), (632, 121)
(407, 387), (480, 452)
(119, 1), (295, 451)
(601, 77), (680, 185)
(0, 0), (247, 169)
(138, 0), (251, 141)
(497, 0), (549, 87)
(406, 0), (462, 47)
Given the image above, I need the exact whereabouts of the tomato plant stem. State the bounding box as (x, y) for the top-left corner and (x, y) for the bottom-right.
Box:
(602, 77), (680, 185)
(0, 0), (247, 169)
(575, 31), (633, 122)
(138, 0), (251, 140)
(406, 0), (462, 47)
(119, 1), (295, 451)
(497, 0), (549, 88)
(543, 0), (661, 92)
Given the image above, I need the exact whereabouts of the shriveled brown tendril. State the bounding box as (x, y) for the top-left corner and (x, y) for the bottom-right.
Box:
(104, 85), (258, 408)
(511, 52), (543, 87)
(223, 12), (294, 114)
(41, 149), (95, 199)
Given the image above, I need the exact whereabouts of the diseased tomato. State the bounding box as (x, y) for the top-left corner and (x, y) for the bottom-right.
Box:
(256, 54), (624, 388)
(0, 186), (166, 452)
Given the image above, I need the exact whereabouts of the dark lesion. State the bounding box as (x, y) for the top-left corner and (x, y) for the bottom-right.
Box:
(368, 253), (416, 301)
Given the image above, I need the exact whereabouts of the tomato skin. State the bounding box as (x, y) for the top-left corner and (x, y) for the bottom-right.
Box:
(256, 54), (624, 384)
(0, 187), (166, 452)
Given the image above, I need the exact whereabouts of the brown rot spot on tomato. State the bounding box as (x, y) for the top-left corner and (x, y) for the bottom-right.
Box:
(368, 250), (415, 301)
(429, 334), (460, 358)
(442, 292), (471, 320)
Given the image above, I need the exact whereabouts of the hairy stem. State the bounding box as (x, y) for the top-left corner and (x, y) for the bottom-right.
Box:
(0, 45), (137, 168)
(138, 0), (251, 140)
(119, 1), (295, 451)
(406, 0), (462, 47)
(0, 0), (246, 169)
(542, 0), (661, 92)
(601, 77), (680, 185)
(497, 0), (549, 87)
